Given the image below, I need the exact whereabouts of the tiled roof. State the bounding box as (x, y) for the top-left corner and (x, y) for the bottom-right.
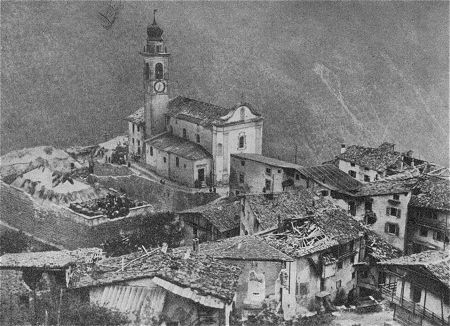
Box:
(167, 96), (261, 127)
(354, 178), (418, 197)
(146, 133), (212, 161)
(0, 248), (102, 269)
(379, 251), (450, 288)
(178, 197), (240, 233)
(125, 107), (144, 125)
(70, 249), (240, 303)
(262, 208), (366, 258)
(337, 143), (402, 172)
(245, 189), (331, 230)
(231, 153), (302, 170)
(298, 164), (362, 194)
(409, 176), (450, 211)
(365, 230), (403, 261)
(193, 236), (293, 262)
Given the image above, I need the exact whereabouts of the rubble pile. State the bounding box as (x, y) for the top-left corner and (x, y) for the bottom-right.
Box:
(69, 193), (146, 218)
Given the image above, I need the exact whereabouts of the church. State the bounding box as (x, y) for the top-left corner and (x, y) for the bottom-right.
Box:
(126, 13), (264, 188)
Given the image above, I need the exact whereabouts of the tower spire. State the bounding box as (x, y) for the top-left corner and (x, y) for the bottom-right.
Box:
(153, 9), (157, 25)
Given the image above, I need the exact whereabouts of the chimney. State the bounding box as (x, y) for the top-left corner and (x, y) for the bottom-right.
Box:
(192, 238), (199, 253)
(340, 143), (346, 154)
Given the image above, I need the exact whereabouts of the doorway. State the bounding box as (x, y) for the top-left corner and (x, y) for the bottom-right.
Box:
(198, 168), (205, 183)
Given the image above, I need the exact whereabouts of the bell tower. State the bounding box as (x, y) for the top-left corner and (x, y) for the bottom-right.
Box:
(141, 10), (170, 138)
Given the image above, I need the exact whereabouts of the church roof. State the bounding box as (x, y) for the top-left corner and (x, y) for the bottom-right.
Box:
(167, 96), (261, 127)
(146, 133), (211, 161)
(231, 153), (301, 170)
(125, 107), (144, 125)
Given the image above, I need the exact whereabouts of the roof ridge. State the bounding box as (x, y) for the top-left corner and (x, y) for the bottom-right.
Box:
(172, 95), (228, 110)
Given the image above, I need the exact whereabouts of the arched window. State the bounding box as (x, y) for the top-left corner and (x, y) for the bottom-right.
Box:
(144, 63), (150, 80)
(239, 135), (245, 149)
(155, 63), (163, 80)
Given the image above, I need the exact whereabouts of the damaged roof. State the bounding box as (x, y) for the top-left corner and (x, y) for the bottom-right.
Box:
(146, 133), (212, 161)
(0, 248), (102, 270)
(262, 208), (366, 258)
(337, 143), (402, 172)
(178, 197), (240, 233)
(365, 230), (403, 261)
(353, 178), (418, 197)
(70, 249), (240, 303)
(244, 189), (331, 231)
(192, 236), (293, 262)
(231, 153), (302, 170)
(125, 107), (144, 125)
(298, 164), (362, 194)
(379, 251), (450, 288)
(167, 96), (261, 127)
(409, 176), (450, 212)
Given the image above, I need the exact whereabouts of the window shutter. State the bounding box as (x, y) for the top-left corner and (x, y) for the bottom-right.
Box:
(385, 223), (389, 233)
(395, 225), (399, 236)
(386, 207), (390, 215)
(397, 209), (401, 218)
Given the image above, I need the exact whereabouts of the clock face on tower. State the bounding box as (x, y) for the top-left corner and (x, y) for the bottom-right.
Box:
(154, 81), (165, 93)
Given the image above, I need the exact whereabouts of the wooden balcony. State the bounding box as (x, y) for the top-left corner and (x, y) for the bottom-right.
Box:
(379, 284), (449, 326)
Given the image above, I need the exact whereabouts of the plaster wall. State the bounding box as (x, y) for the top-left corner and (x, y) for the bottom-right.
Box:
(128, 122), (145, 157)
(338, 160), (380, 182)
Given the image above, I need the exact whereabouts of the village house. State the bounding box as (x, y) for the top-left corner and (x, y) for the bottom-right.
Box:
(239, 189), (330, 236)
(176, 197), (241, 245)
(229, 154), (362, 199)
(229, 153), (302, 195)
(406, 176), (450, 254)
(378, 250), (450, 326)
(0, 248), (240, 326)
(260, 208), (367, 315)
(334, 142), (415, 182)
(184, 236), (295, 319)
(126, 15), (264, 188)
(338, 178), (418, 252)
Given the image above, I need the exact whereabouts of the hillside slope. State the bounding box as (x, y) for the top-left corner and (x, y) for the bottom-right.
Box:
(1, 1), (448, 165)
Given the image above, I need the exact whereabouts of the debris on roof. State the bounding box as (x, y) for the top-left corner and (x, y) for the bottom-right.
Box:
(167, 96), (261, 127)
(146, 133), (212, 161)
(244, 189), (332, 231)
(298, 164), (362, 194)
(231, 153), (302, 170)
(70, 249), (240, 304)
(378, 251), (450, 288)
(354, 177), (418, 197)
(364, 230), (403, 261)
(262, 208), (366, 258)
(178, 197), (240, 233)
(0, 248), (103, 270)
(125, 107), (144, 125)
(337, 143), (402, 172)
(187, 236), (293, 262)
(409, 176), (450, 212)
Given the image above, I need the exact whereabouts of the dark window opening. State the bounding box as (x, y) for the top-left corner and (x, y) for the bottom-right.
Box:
(321, 190), (329, 197)
(196, 134), (200, 143)
(132, 124), (135, 133)
(176, 157), (179, 167)
(419, 227), (428, 237)
(278, 169), (282, 173)
(385, 223), (399, 236)
(265, 179), (271, 192)
(144, 63), (150, 80)
(241, 160), (245, 166)
(155, 63), (163, 80)
(386, 207), (401, 218)
(393, 194), (400, 200)
(352, 272), (355, 279)
(350, 162), (356, 167)
(150, 147), (153, 156)
(365, 201), (372, 211)
(163, 157), (166, 163)
(239, 173), (245, 184)
(410, 285), (422, 303)
(349, 170), (356, 178)
(364, 175), (370, 182)
(349, 201), (356, 216)
(239, 135), (245, 149)
(337, 261), (343, 269)
(295, 174), (300, 180)
(266, 168), (271, 175)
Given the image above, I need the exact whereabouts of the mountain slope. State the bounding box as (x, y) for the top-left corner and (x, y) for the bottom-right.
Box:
(1, 1), (448, 165)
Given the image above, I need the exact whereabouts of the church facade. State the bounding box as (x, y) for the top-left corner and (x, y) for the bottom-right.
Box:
(126, 14), (263, 188)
